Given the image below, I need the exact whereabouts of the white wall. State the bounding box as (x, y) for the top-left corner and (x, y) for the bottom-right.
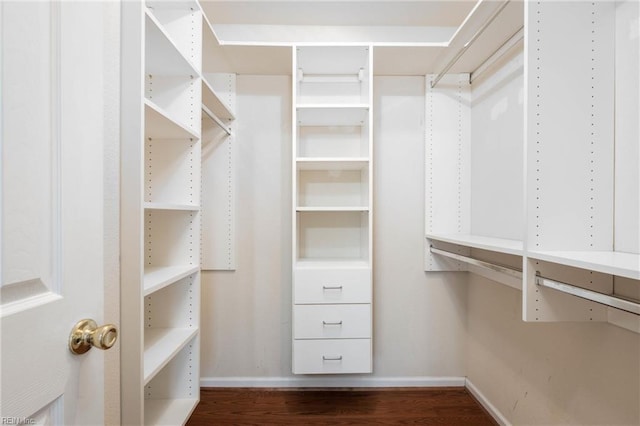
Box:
(467, 275), (640, 425)
(470, 49), (524, 240)
(201, 75), (293, 378)
(199, 75), (468, 384)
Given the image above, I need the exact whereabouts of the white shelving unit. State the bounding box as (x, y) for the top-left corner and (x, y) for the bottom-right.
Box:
(424, 2), (526, 283)
(424, 0), (638, 332)
(523, 0), (640, 330)
(293, 45), (373, 374)
(122, 1), (202, 424)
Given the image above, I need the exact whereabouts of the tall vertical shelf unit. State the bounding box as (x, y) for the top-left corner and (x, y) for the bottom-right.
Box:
(523, 0), (640, 329)
(121, 0), (237, 423)
(292, 46), (374, 374)
(424, 0), (639, 332)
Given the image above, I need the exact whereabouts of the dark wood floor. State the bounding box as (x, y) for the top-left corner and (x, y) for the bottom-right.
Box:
(186, 388), (497, 425)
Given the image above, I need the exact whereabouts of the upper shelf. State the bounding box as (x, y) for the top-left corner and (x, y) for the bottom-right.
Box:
(426, 233), (524, 256)
(145, 9), (199, 76)
(528, 251), (640, 281)
(297, 46), (370, 75)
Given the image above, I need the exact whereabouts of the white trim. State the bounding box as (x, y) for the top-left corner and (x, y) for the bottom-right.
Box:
(201, 376), (466, 388)
(465, 378), (511, 426)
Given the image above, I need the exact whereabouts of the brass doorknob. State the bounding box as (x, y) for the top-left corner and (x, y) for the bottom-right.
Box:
(69, 319), (118, 355)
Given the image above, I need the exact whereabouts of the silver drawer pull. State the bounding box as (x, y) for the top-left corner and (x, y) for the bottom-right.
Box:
(322, 320), (343, 326)
(322, 285), (343, 290)
(322, 355), (343, 361)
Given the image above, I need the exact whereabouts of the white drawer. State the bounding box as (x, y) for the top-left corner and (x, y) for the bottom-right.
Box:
(294, 268), (371, 304)
(294, 304), (371, 339)
(293, 339), (371, 374)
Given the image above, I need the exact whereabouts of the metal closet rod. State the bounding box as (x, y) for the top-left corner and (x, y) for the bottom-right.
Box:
(430, 247), (640, 316)
(429, 246), (522, 279)
(536, 275), (640, 316)
(202, 105), (232, 136)
(431, 0), (511, 89)
(469, 25), (524, 83)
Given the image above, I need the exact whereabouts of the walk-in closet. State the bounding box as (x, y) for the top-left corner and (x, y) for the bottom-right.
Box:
(1, 1), (638, 425)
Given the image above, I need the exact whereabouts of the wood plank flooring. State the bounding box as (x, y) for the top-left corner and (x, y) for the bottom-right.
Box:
(186, 388), (497, 425)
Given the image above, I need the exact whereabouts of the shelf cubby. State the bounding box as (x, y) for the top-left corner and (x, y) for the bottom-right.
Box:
(297, 211), (369, 262)
(145, 9), (199, 77)
(296, 46), (371, 105)
(144, 274), (199, 382)
(144, 338), (199, 426)
(144, 137), (201, 206)
(145, 209), (200, 268)
(297, 166), (369, 209)
(145, 74), (201, 133)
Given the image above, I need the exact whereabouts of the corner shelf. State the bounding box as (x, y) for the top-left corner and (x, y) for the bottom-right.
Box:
(426, 233), (523, 256)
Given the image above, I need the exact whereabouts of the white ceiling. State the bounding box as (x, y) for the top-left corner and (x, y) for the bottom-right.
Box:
(201, 1), (476, 27)
(200, 0), (525, 75)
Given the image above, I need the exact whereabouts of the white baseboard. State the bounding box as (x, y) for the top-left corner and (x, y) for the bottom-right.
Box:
(465, 378), (511, 426)
(200, 376), (466, 388)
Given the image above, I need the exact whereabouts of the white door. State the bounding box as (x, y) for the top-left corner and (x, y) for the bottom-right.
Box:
(1, 1), (120, 424)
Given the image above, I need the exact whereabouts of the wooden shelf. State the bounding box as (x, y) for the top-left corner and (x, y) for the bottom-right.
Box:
(143, 265), (199, 296)
(145, 100), (200, 139)
(144, 398), (199, 426)
(144, 328), (198, 385)
(145, 9), (199, 76)
(426, 233), (524, 256)
(297, 158), (369, 170)
(144, 202), (200, 211)
(528, 250), (640, 280)
(296, 105), (369, 126)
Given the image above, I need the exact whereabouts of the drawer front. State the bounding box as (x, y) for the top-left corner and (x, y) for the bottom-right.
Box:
(294, 304), (371, 339)
(293, 339), (371, 374)
(294, 268), (371, 304)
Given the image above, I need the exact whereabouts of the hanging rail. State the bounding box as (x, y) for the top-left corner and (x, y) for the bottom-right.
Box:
(536, 275), (640, 316)
(430, 246), (522, 280)
(297, 68), (364, 83)
(202, 104), (232, 136)
(431, 0), (511, 88)
(470, 26), (524, 83)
